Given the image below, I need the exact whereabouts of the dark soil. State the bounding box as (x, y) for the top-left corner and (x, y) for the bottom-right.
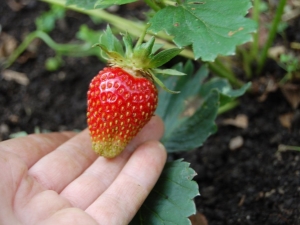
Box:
(184, 91), (300, 225)
(1, 2), (300, 225)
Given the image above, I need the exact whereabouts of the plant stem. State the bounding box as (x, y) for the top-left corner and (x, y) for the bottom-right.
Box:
(218, 100), (239, 115)
(278, 144), (300, 152)
(279, 72), (292, 85)
(42, 0), (145, 34)
(5, 30), (94, 68)
(4, 31), (38, 68)
(239, 47), (252, 78)
(155, 0), (167, 8)
(208, 59), (243, 87)
(250, 0), (260, 61)
(40, 0), (242, 88)
(135, 24), (151, 47)
(257, 0), (287, 74)
(41, 0), (194, 59)
(144, 0), (161, 11)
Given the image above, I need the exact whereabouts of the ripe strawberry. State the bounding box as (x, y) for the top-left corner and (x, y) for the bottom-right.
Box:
(87, 26), (184, 158)
(87, 67), (157, 158)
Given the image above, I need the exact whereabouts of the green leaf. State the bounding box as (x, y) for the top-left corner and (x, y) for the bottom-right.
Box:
(200, 78), (251, 106)
(130, 159), (199, 225)
(156, 61), (209, 141)
(149, 0), (257, 61)
(45, 56), (63, 71)
(35, 4), (65, 33)
(76, 25), (102, 45)
(163, 89), (219, 152)
(156, 61), (250, 153)
(66, 0), (137, 9)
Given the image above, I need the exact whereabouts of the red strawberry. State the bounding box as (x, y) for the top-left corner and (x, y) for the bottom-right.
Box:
(87, 26), (183, 158)
(87, 67), (157, 158)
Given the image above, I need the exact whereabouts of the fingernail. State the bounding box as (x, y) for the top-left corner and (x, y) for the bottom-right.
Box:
(157, 142), (166, 152)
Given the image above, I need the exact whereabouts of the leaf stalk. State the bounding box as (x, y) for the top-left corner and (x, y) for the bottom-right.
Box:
(257, 0), (287, 74)
(208, 60), (243, 88)
(144, 0), (161, 11)
(4, 30), (95, 68)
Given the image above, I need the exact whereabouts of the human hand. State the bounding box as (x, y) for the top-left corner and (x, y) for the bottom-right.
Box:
(0, 116), (166, 225)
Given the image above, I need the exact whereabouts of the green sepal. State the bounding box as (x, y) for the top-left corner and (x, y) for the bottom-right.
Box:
(148, 48), (182, 68)
(152, 43), (164, 54)
(133, 36), (155, 60)
(151, 72), (180, 94)
(98, 25), (124, 57)
(93, 26), (184, 93)
(153, 68), (186, 76)
(93, 43), (124, 63)
(122, 33), (133, 57)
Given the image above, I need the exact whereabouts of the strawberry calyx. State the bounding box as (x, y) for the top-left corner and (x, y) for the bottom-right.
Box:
(93, 25), (185, 93)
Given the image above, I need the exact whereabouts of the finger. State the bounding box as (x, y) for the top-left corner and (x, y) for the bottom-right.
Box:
(85, 140), (167, 224)
(29, 116), (163, 194)
(0, 132), (76, 168)
(28, 129), (97, 192)
(59, 115), (164, 209)
(125, 115), (164, 154)
(39, 208), (98, 225)
(0, 150), (28, 223)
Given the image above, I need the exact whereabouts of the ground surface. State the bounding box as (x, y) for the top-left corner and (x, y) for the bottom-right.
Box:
(0, 2), (299, 225)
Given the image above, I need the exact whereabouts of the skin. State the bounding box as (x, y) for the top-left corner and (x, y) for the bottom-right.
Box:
(0, 116), (166, 225)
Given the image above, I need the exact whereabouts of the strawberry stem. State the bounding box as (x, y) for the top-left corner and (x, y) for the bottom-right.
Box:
(144, 0), (161, 11)
(135, 23), (151, 49)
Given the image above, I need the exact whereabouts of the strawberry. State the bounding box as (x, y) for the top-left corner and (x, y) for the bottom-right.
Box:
(87, 26), (184, 158)
(87, 67), (157, 158)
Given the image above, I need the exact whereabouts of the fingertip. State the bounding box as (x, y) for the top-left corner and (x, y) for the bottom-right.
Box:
(144, 140), (167, 164)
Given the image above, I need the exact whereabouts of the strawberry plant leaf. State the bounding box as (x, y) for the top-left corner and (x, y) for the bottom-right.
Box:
(163, 89), (219, 152)
(76, 25), (103, 58)
(156, 61), (250, 153)
(130, 159), (199, 225)
(157, 61), (209, 143)
(149, 0), (257, 61)
(200, 78), (251, 106)
(66, 0), (137, 9)
(35, 4), (65, 33)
